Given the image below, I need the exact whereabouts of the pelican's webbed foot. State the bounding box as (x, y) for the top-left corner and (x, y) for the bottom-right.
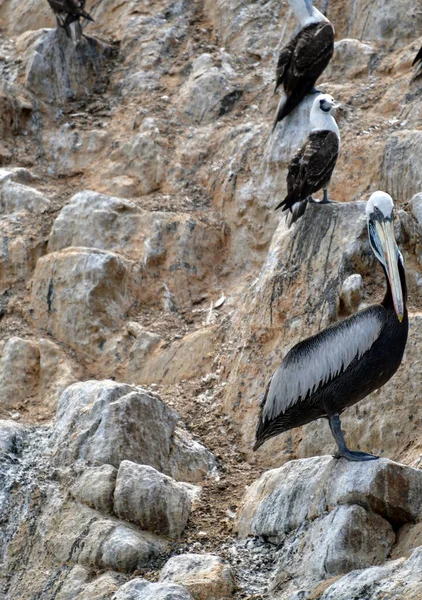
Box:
(333, 448), (379, 462)
(329, 414), (379, 462)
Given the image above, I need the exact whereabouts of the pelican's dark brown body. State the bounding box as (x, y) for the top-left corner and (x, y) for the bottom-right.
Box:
(255, 260), (408, 450)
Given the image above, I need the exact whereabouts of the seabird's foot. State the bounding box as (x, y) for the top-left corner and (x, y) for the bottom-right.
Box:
(320, 189), (331, 204)
(333, 449), (379, 462)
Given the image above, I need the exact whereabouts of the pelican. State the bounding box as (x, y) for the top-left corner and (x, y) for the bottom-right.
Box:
(47, 0), (94, 42)
(411, 46), (422, 82)
(272, 0), (334, 131)
(254, 192), (408, 461)
(276, 93), (340, 226)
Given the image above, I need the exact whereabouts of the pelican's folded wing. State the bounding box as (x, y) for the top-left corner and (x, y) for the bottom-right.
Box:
(261, 305), (386, 422)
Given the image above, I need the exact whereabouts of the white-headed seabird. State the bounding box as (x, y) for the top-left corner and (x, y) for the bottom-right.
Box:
(47, 0), (94, 42)
(255, 191), (408, 461)
(275, 93), (340, 226)
(272, 0), (334, 131)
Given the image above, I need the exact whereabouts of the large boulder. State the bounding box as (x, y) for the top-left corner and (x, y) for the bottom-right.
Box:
(159, 553), (236, 599)
(31, 248), (135, 357)
(236, 457), (422, 597)
(114, 461), (193, 539)
(236, 457), (422, 539)
(25, 28), (112, 104)
(319, 546), (422, 600)
(71, 464), (117, 514)
(47, 190), (225, 308)
(52, 380), (215, 483)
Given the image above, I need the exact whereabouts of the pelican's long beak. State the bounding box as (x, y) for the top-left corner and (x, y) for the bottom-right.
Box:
(375, 219), (404, 321)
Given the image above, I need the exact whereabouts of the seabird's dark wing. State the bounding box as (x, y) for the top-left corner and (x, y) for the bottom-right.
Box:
(274, 37), (296, 93)
(254, 306), (386, 447)
(289, 22), (334, 88)
(275, 130), (339, 211)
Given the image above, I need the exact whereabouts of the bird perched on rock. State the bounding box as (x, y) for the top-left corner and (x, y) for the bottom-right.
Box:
(47, 0), (94, 42)
(411, 46), (422, 82)
(272, 0), (334, 131)
(275, 93), (340, 226)
(254, 191), (408, 461)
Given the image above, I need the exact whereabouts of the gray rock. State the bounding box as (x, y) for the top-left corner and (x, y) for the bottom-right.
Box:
(339, 273), (363, 315)
(320, 546), (422, 600)
(177, 53), (240, 126)
(74, 515), (167, 573)
(0, 179), (50, 214)
(55, 565), (90, 600)
(31, 248), (134, 356)
(100, 525), (167, 572)
(159, 553), (236, 599)
(236, 457), (422, 540)
(0, 167), (38, 185)
(381, 131), (422, 204)
(47, 190), (224, 308)
(112, 578), (149, 600)
(270, 505), (394, 593)
(0, 337), (40, 409)
(108, 131), (166, 195)
(136, 583), (194, 600)
(325, 39), (377, 79)
(169, 427), (217, 484)
(114, 461), (192, 539)
(42, 128), (111, 177)
(76, 572), (125, 600)
(410, 192), (422, 227)
(53, 380), (215, 483)
(71, 464), (117, 513)
(25, 28), (112, 104)
(53, 380), (179, 472)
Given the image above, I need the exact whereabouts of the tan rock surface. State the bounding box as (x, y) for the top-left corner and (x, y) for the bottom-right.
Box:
(1, 0), (422, 598)
(159, 553), (236, 599)
(31, 247), (135, 357)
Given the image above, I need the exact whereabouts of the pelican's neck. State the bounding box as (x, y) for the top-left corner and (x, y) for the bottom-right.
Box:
(310, 111), (340, 139)
(288, 0), (328, 26)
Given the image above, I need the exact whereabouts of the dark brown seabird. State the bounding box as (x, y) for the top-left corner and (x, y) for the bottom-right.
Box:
(272, 0), (334, 131)
(276, 93), (340, 226)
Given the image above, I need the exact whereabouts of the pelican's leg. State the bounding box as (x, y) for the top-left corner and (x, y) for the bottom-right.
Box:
(329, 415), (379, 461)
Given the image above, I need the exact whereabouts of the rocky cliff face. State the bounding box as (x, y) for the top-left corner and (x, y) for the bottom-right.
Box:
(1, 0), (422, 598)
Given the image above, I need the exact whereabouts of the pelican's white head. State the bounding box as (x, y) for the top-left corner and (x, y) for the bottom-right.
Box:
(288, 0), (329, 26)
(366, 191), (394, 220)
(309, 93), (340, 136)
(366, 191), (404, 322)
